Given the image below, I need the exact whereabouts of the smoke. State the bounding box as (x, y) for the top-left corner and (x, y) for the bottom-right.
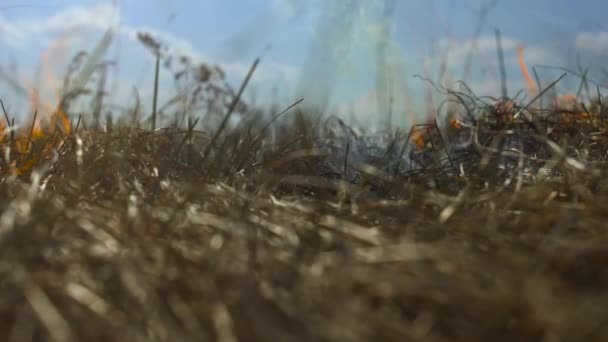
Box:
(294, 0), (411, 127)
(214, 0), (414, 128)
(293, 0), (360, 111)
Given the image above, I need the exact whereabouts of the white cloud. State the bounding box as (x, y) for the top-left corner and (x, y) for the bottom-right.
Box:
(0, 3), (120, 48)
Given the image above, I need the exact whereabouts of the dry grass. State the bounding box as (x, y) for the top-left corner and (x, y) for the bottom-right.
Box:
(1, 34), (608, 341)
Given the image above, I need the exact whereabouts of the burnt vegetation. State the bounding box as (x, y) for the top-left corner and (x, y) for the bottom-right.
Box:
(0, 28), (608, 342)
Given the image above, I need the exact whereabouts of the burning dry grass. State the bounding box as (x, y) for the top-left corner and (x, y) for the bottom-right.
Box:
(2, 30), (608, 341)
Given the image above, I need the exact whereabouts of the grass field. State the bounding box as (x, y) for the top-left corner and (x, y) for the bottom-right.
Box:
(1, 29), (608, 342)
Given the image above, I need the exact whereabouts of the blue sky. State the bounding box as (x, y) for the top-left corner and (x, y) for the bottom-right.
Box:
(0, 0), (607, 127)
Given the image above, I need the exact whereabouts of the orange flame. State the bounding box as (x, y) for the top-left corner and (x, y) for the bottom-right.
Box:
(32, 123), (46, 140)
(1, 31), (76, 176)
(578, 112), (590, 120)
(46, 34), (72, 136)
(26, 30), (74, 136)
(411, 129), (427, 149)
(0, 120), (5, 142)
(517, 45), (537, 97)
